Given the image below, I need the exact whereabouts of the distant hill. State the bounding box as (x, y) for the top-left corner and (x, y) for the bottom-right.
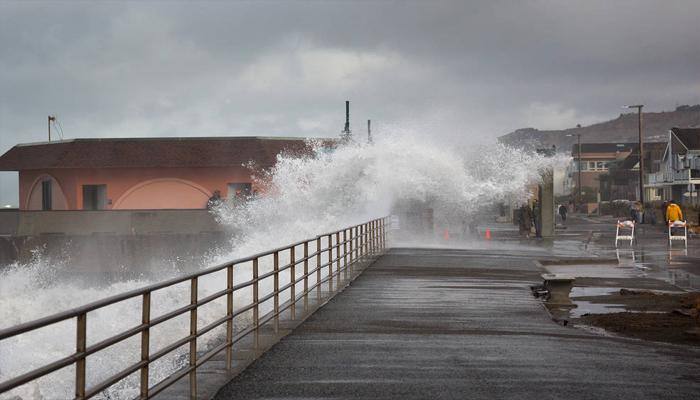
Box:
(498, 105), (700, 153)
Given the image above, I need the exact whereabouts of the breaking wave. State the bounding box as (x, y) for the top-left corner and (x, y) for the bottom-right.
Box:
(0, 132), (560, 399)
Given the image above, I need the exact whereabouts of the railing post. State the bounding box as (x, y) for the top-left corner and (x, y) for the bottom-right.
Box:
(381, 218), (386, 251)
(75, 312), (87, 400)
(316, 237), (321, 300)
(327, 234), (333, 291)
(335, 231), (341, 275)
(290, 246), (296, 319)
(372, 220), (379, 254)
(360, 224), (365, 259)
(357, 225), (362, 260)
(349, 226), (354, 265)
(273, 251), (279, 331)
(370, 221), (375, 255)
(357, 225), (361, 260)
(140, 292), (151, 399)
(374, 220), (379, 253)
(372, 219), (379, 254)
(363, 222), (370, 256)
(226, 264), (234, 370)
(343, 229), (348, 271)
(253, 258), (259, 348)
(303, 242), (309, 294)
(189, 277), (198, 400)
(303, 241), (309, 310)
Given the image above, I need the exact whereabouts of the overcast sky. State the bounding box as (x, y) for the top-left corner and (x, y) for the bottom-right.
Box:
(1, 0), (700, 205)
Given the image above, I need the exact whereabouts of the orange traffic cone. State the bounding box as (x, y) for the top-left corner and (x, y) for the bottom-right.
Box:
(443, 228), (450, 241)
(485, 228), (492, 240)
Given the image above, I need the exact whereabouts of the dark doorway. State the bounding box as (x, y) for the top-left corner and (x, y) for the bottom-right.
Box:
(41, 180), (52, 210)
(83, 184), (107, 210)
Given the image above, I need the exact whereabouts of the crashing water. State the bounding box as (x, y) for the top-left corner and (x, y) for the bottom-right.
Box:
(0, 133), (561, 399)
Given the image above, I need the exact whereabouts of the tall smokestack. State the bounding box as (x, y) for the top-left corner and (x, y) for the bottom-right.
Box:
(341, 100), (352, 141)
(367, 119), (372, 144)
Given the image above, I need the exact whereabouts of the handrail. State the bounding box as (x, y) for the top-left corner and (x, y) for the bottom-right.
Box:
(0, 221), (378, 341)
(0, 217), (389, 399)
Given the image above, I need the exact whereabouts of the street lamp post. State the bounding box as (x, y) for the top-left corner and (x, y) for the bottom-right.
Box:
(624, 105), (644, 206)
(566, 130), (582, 211)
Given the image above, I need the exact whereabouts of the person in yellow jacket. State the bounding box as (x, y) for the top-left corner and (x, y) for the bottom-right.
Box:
(665, 200), (683, 223)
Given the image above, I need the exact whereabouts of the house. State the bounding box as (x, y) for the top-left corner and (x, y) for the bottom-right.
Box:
(645, 127), (700, 205)
(598, 142), (666, 202)
(0, 136), (330, 210)
(565, 143), (637, 202)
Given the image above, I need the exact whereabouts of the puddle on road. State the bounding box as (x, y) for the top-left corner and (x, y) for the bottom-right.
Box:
(544, 261), (700, 291)
(540, 260), (699, 332)
(568, 287), (637, 317)
(569, 300), (625, 318)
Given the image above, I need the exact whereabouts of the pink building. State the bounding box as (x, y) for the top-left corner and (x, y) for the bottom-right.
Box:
(0, 137), (326, 210)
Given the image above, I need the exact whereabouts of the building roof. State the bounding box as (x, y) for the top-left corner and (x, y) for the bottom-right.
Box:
(671, 127), (700, 151)
(617, 142), (666, 170)
(0, 137), (335, 171)
(571, 142), (637, 157)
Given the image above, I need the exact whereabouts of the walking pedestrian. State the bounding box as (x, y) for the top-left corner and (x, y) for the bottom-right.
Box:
(646, 203), (657, 225)
(518, 203), (533, 238)
(558, 204), (568, 223)
(532, 200), (542, 238)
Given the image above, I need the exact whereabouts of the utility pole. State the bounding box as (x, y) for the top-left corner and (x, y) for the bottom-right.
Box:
(577, 133), (582, 208)
(624, 105), (644, 206)
(566, 127), (582, 211)
(48, 115), (56, 142)
(340, 101), (352, 142)
(367, 119), (372, 144)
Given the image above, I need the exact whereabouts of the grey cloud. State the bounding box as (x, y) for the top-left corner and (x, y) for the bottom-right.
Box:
(1, 0), (700, 205)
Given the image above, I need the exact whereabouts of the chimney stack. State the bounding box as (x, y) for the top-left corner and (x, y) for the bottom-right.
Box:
(367, 119), (372, 144)
(340, 100), (352, 141)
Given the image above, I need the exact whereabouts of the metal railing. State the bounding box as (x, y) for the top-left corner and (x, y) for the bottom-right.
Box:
(0, 217), (389, 399)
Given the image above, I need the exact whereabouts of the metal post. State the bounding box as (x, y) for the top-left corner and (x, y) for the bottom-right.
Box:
(290, 246), (296, 319)
(368, 222), (372, 255)
(638, 106), (645, 206)
(384, 217), (388, 249)
(381, 218), (386, 250)
(335, 231), (341, 274)
(316, 237), (321, 299)
(140, 292), (151, 398)
(189, 277), (198, 399)
(366, 223), (370, 256)
(359, 224), (365, 259)
(358, 225), (361, 259)
(343, 229), (348, 269)
(356, 226), (360, 260)
(273, 251), (279, 330)
(75, 313), (87, 400)
(327, 234), (333, 290)
(577, 134), (582, 210)
(362, 222), (369, 256)
(349, 227), (354, 264)
(372, 221), (376, 254)
(252, 258), (259, 348)
(303, 241), (309, 309)
(48, 115), (55, 142)
(226, 264), (233, 370)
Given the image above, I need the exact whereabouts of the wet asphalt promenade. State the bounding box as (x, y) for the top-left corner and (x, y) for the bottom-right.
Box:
(214, 245), (700, 399)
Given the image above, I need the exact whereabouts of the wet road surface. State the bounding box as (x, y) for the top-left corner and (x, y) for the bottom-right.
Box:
(215, 247), (700, 399)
